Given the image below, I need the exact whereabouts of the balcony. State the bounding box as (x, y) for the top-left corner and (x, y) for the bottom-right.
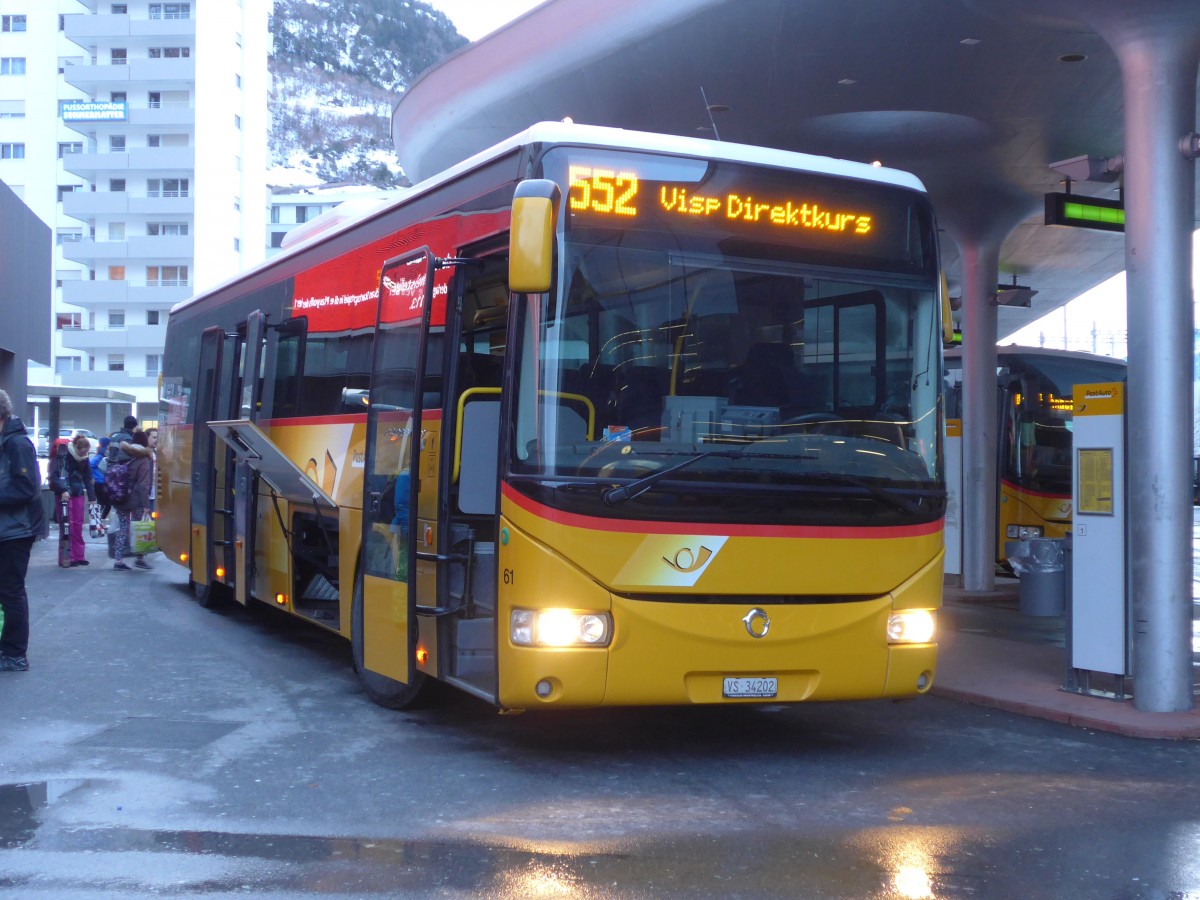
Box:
(129, 283), (192, 305)
(61, 63), (130, 90)
(62, 280), (128, 305)
(131, 18), (194, 38)
(61, 240), (128, 264)
(60, 324), (166, 352)
(128, 104), (194, 128)
(127, 234), (194, 259)
(128, 146), (194, 170)
(59, 371), (159, 390)
(62, 152), (129, 177)
(64, 13), (130, 46)
(129, 194), (194, 216)
(128, 58), (194, 85)
(62, 192), (130, 218)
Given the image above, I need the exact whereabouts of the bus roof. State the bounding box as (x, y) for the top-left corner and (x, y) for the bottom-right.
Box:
(174, 121), (929, 315)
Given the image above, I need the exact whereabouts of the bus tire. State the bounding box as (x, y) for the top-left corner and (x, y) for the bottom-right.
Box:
(351, 574), (426, 709)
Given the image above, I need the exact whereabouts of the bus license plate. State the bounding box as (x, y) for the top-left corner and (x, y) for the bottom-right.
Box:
(723, 676), (778, 699)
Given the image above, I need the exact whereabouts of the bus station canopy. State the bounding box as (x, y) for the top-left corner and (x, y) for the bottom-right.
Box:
(392, 0), (1200, 337)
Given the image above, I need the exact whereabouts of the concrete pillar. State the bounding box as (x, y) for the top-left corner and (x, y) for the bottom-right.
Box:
(956, 239), (1002, 593)
(1107, 23), (1199, 712)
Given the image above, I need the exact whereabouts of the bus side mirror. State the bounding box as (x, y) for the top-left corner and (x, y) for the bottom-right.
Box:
(509, 179), (561, 294)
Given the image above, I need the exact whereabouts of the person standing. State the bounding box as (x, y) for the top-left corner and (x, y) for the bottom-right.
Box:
(0, 389), (43, 672)
(63, 434), (96, 567)
(90, 435), (111, 534)
(112, 430), (153, 571)
(145, 427), (158, 514)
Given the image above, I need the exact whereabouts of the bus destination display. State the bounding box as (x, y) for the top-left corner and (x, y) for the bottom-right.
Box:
(568, 164), (876, 238)
(552, 148), (932, 276)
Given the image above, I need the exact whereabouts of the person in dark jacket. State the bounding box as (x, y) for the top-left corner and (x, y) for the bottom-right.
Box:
(113, 430), (154, 571)
(0, 389), (41, 671)
(63, 434), (96, 566)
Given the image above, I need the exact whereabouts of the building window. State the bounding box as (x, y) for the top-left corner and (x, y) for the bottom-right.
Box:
(146, 354), (161, 375)
(57, 184), (78, 202)
(108, 310), (125, 329)
(147, 91), (161, 109)
(1, 15), (27, 32)
(148, 47), (190, 58)
(147, 178), (188, 198)
(147, 222), (187, 236)
(149, 4), (190, 20)
(111, 91), (126, 102)
(147, 310), (160, 325)
(108, 265), (126, 280)
(56, 229), (83, 245)
(234, 114), (242, 130)
(57, 142), (83, 158)
(0, 143), (26, 159)
(270, 231), (285, 248)
(107, 354), (125, 372)
(108, 223), (125, 241)
(146, 265), (188, 287)
(147, 134), (161, 148)
(0, 58), (27, 76)
(55, 357), (82, 374)
(111, 49), (127, 65)
(0, 100), (24, 118)
(55, 314), (83, 330)
(270, 205), (281, 224)
(109, 135), (126, 153)
(109, 179), (126, 192)
(111, 4), (128, 12)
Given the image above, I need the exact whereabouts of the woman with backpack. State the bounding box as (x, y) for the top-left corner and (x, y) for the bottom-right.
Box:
(112, 430), (153, 571)
(56, 434), (96, 567)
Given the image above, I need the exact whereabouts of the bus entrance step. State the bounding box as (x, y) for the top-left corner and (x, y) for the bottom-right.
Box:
(299, 573), (339, 603)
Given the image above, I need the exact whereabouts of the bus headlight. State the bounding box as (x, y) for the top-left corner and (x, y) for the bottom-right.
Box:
(888, 609), (936, 644)
(1006, 524), (1044, 540)
(511, 609), (612, 647)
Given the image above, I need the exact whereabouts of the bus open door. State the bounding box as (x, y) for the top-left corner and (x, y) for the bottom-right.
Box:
(354, 249), (436, 707)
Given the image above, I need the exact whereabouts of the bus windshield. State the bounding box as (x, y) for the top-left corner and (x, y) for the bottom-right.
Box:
(510, 241), (944, 526)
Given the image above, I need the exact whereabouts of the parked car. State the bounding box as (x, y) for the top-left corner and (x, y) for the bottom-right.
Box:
(41, 428), (101, 457)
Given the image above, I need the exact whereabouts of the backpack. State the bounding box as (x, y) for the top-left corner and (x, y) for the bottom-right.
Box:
(49, 452), (69, 494)
(105, 460), (131, 505)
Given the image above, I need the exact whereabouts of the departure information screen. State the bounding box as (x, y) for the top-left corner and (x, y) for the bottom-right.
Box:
(543, 147), (935, 276)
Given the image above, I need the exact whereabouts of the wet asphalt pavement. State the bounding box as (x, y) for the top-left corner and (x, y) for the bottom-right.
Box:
(1, 534), (1198, 898)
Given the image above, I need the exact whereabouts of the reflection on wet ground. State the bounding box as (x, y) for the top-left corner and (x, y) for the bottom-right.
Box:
(0, 783), (1011, 898)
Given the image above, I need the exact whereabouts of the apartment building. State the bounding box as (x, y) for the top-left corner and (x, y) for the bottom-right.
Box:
(0, 0), (268, 416)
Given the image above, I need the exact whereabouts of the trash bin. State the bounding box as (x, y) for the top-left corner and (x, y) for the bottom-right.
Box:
(1009, 537), (1066, 616)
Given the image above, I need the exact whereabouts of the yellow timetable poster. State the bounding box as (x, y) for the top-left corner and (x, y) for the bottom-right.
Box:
(1077, 448), (1114, 515)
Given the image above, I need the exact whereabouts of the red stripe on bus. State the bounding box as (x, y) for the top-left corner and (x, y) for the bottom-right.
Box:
(501, 483), (943, 539)
(1000, 480), (1069, 501)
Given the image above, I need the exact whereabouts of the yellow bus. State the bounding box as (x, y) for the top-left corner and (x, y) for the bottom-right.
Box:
(944, 345), (1126, 565)
(159, 122), (947, 710)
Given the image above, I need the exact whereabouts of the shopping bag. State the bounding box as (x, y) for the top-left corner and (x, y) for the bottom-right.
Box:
(132, 518), (158, 555)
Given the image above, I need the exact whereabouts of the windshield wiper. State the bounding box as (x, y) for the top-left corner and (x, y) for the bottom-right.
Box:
(602, 449), (746, 506)
(797, 472), (944, 516)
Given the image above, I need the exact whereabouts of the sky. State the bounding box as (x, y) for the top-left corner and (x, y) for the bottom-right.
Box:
(1004, 230), (1200, 359)
(428, 0), (546, 42)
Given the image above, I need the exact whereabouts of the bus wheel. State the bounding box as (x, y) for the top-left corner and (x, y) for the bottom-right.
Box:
(351, 575), (426, 709)
(195, 580), (231, 609)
